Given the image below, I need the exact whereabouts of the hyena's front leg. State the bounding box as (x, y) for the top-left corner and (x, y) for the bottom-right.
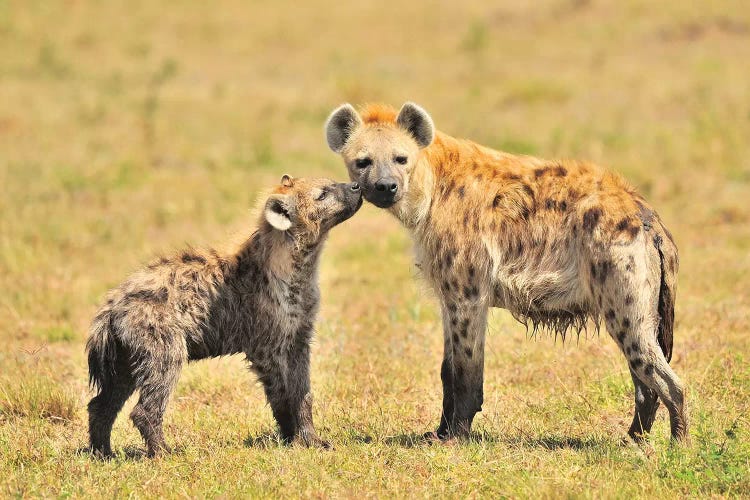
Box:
(440, 298), (489, 440)
(257, 342), (328, 448)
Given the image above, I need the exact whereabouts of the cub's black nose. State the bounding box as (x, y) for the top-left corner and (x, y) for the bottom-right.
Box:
(350, 182), (360, 191)
(375, 177), (398, 194)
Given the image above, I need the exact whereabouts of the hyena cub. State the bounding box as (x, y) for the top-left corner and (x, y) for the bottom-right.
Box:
(86, 176), (362, 458)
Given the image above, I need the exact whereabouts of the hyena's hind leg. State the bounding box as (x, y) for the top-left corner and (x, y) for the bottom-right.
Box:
(88, 375), (136, 458)
(130, 352), (183, 457)
(627, 369), (659, 442)
(603, 287), (687, 441)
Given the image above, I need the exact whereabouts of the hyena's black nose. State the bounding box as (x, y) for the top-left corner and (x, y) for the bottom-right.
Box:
(375, 177), (398, 194)
(350, 182), (360, 191)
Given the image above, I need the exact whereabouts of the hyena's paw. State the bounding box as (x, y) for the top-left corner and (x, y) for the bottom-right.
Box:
(146, 443), (173, 458)
(89, 447), (115, 460)
(293, 432), (332, 450)
(423, 430), (461, 446)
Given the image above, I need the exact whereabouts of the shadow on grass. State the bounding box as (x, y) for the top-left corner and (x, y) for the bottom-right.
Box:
(374, 432), (612, 451)
(75, 444), (190, 461)
(243, 432), (286, 449)
(503, 435), (608, 451)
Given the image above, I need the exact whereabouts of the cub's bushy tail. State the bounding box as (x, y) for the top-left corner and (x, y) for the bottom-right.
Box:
(86, 307), (118, 393)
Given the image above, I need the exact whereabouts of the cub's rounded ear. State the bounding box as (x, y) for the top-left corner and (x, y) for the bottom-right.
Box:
(397, 102), (434, 148)
(325, 103), (363, 153)
(264, 194), (293, 231)
(280, 174), (294, 187)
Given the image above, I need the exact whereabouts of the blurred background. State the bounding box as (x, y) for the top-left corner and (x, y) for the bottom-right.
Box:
(1, 1), (748, 496)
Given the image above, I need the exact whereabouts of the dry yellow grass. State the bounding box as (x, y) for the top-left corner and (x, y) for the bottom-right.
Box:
(1, 0), (749, 497)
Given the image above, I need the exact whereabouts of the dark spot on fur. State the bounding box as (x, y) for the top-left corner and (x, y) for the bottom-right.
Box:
(636, 199), (654, 231)
(631, 342), (640, 353)
(463, 214), (469, 226)
(626, 347), (631, 355)
(617, 331), (626, 344)
(468, 265), (475, 278)
(464, 348), (473, 358)
(590, 263), (597, 279)
(519, 205), (532, 220)
(181, 252), (207, 265)
(521, 183), (534, 198)
(457, 186), (465, 199)
(493, 194), (502, 208)
(545, 199), (556, 210)
(126, 287), (168, 303)
(452, 333), (459, 344)
(463, 286), (479, 300)
(626, 255), (635, 273)
(558, 200), (567, 212)
(448, 303), (457, 314)
(645, 364), (654, 376)
(504, 173), (521, 181)
(625, 295), (634, 305)
(445, 252), (453, 268)
(599, 261), (611, 284)
(631, 358), (643, 369)
(583, 208), (602, 232)
(444, 180), (454, 198)
(628, 225), (640, 238)
(605, 309), (616, 321)
(616, 218), (631, 232)
(443, 280), (451, 292)
(476, 174), (483, 181)
(553, 165), (567, 177)
(534, 167), (548, 178)
(460, 319), (469, 338)
(623, 318), (631, 328)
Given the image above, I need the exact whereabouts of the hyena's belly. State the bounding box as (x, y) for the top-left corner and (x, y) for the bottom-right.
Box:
(490, 253), (594, 334)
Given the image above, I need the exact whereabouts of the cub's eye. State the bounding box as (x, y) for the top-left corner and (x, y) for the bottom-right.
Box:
(394, 156), (408, 165)
(355, 158), (372, 169)
(316, 191), (327, 201)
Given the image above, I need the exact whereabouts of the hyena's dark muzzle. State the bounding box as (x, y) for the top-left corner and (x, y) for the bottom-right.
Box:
(356, 167), (402, 209)
(333, 182), (363, 224)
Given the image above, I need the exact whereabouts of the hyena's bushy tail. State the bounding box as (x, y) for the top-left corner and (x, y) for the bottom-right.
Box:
(86, 306), (119, 393)
(654, 223), (678, 363)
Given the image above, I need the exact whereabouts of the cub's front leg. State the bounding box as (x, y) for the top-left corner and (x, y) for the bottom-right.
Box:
(257, 340), (329, 448)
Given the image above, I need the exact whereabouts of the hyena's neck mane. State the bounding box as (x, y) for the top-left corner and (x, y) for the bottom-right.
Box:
(228, 225), (324, 284)
(392, 132), (491, 232)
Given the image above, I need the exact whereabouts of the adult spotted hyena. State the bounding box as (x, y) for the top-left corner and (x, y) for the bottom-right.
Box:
(325, 102), (686, 443)
(86, 176), (362, 457)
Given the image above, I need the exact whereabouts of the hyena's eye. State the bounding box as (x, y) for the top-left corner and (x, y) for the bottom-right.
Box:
(394, 155), (408, 165)
(355, 158), (372, 169)
(315, 190), (327, 201)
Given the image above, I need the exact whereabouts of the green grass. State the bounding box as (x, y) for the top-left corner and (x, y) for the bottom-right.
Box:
(1, 0), (749, 497)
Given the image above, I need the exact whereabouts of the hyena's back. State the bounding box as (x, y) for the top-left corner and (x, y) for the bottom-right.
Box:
(87, 251), (226, 391)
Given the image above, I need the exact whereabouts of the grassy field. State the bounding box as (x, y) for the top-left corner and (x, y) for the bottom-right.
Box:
(1, 0), (749, 497)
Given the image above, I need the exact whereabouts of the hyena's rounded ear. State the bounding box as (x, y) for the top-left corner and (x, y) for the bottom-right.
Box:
(397, 102), (434, 148)
(280, 174), (294, 187)
(325, 103), (363, 153)
(264, 194), (293, 231)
